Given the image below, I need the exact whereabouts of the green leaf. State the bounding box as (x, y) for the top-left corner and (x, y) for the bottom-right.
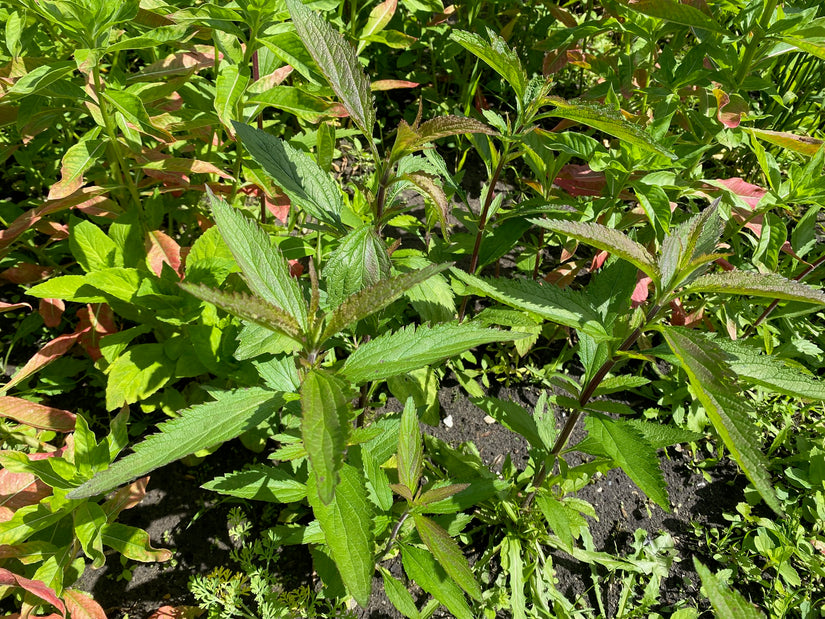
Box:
(180, 283), (303, 343)
(301, 369), (351, 504)
(73, 503), (106, 568)
(0, 504), (71, 546)
(7, 61), (75, 97)
(749, 128), (825, 157)
(202, 465), (307, 502)
(285, 0), (375, 138)
(208, 190), (308, 329)
(69, 219), (120, 273)
(359, 0), (397, 42)
(50, 136), (106, 200)
(105, 344), (175, 411)
(341, 322), (523, 384)
(232, 123), (343, 229)
(503, 535), (526, 619)
(324, 226), (391, 308)
(634, 182), (671, 234)
(531, 218), (659, 282)
(381, 568), (421, 619)
(401, 544), (473, 619)
(449, 29), (527, 101)
(67, 388), (285, 499)
(694, 559), (766, 619)
(659, 203), (724, 290)
(470, 397), (544, 451)
(683, 272), (825, 304)
(621, 0), (727, 34)
(414, 515), (481, 601)
(247, 86), (343, 123)
(585, 415), (670, 511)
(103, 89), (170, 141)
(451, 269), (610, 340)
(623, 419), (702, 449)
(100, 523), (172, 562)
(215, 63), (249, 130)
(535, 495), (585, 551)
(662, 327), (782, 514)
(307, 464), (374, 607)
(398, 398), (423, 493)
(419, 478), (508, 514)
(26, 276), (104, 302)
(542, 98), (676, 160)
(322, 263), (449, 341)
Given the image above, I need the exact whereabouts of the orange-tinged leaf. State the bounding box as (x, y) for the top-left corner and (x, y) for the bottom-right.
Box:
(101, 476), (150, 519)
(0, 301), (32, 314)
(0, 568), (65, 616)
(38, 298), (64, 328)
(713, 88), (748, 129)
(47, 139), (107, 201)
(0, 264), (54, 284)
(140, 158), (233, 180)
(750, 128), (824, 157)
(370, 79), (419, 91)
(130, 49), (218, 82)
(360, 0), (397, 41)
(63, 590), (106, 619)
(0, 397), (75, 432)
(0, 465), (52, 520)
(76, 303), (117, 361)
(1, 331), (83, 394)
(146, 230), (183, 278)
(147, 606), (204, 619)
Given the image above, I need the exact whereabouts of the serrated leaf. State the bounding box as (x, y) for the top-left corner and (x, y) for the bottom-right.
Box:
(341, 323), (522, 384)
(381, 568), (421, 619)
(621, 0), (727, 34)
(417, 483), (469, 505)
(470, 397), (544, 451)
(180, 283), (303, 343)
(662, 327), (782, 514)
(101, 523), (171, 562)
(68, 388), (285, 499)
(531, 219), (659, 281)
(420, 478), (508, 514)
(624, 419), (702, 449)
(683, 272), (825, 304)
(401, 544), (473, 619)
(451, 269), (609, 340)
(208, 190), (308, 329)
(585, 414), (670, 511)
(591, 375), (650, 397)
(324, 226), (391, 308)
(247, 86), (345, 123)
(398, 397), (423, 492)
(694, 559), (766, 619)
(322, 263), (449, 341)
(414, 514), (481, 601)
(417, 116), (497, 145)
(449, 30), (526, 100)
(233, 122), (343, 229)
(535, 495), (586, 551)
(402, 172), (450, 234)
(307, 464), (373, 606)
(301, 369), (351, 504)
(543, 98), (675, 159)
(202, 465), (307, 502)
(285, 0), (375, 137)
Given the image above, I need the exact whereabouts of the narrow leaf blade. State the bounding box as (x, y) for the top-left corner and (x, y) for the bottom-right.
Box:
(413, 515), (482, 601)
(683, 271), (825, 304)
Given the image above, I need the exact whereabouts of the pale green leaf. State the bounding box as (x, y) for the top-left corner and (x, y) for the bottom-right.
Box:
(202, 465), (307, 502)
(100, 523), (172, 562)
(398, 397), (423, 493)
(68, 388), (285, 499)
(285, 0), (375, 137)
(247, 86), (343, 123)
(105, 344), (174, 411)
(694, 559), (766, 619)
(26, 275), (106, 303)
(341, 322), (522, 384)
(401, 544), (473, 619)
(449, 30), (527, 100)
(749, 128), (824, 157)
(414, 515), (481, 601)
(381, 568), (421, 619)
(683, 272), (825, 304)
(622, 0), (727, 34)
(7, 61), (74, 96)
(451, 269), (610, 340)
(359, 0), (397, 43)
(69, 219), (120, 273)
(662, 327), (782, 514)
(208, 190), (308, 329)
(307, 464), (374, 606)
(301, 369), (351, 504)
(215, 63), (249, 130)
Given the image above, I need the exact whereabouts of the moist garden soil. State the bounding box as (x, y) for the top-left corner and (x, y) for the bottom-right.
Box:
(76, 377), (750, 618)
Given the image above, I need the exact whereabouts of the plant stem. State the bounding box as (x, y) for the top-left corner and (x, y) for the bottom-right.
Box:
(458, 143), (511, 321)
(380, 509), (410, 559)
(374, 163), (393, 230)
(251, 49), (266, 223)
(522, 303), (663, 508)
(734, 0), (778, 88)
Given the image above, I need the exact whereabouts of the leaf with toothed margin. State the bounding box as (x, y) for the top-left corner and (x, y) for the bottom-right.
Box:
(683, 271), (825, 305)
(449, 29), (527, 101)
(694, 558), (767, 618)
(414, 514), (482, 601)
(180, 283), (303, 343)
(321, 263), (450, 341)
(207, 191), (308, 329)
(67, 388), (286, 499)
(285, 0), (375, 138)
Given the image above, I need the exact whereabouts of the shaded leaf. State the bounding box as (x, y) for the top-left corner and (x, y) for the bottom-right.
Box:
(48, 137), (106, 200)
(622, 0), (727, 33)
(101, 523), (172, 562)
(0, 567), (65, 615)
(401, 545), (473, 619)
(0, 397), (75, 432)
(694, 559), (766, 619)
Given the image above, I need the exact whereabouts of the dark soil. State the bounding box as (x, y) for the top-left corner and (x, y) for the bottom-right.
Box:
(75, 377), (750, 618)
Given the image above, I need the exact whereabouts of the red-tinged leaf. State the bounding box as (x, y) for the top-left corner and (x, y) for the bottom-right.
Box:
(543, 259), (585, 289)
(33, 221), (69, 240)
(139, 158), (233, 180)
(2, 331), (83, 394)
(288, 259), (304, 278)
(554, 164), (606, 197)
(750, 128), (824, 157)
(0, 397), (75, 432)
(360, 0), (397, 42)
(0, 302), (32, 314)
(131, 49), (217, 82)
(370, 79), (419, 91)
(101, 476), (150, 519)
(47, 139), (107, 201)
(0, 468), (52, 521)
(147, 606), (205, 619)
(76, 304), (117, 361)
(145, 230), (183, 278)
(63, 590), (106, 619)
(631, 276), (652, 308)
(0, 568), (65, 616)
(713, 88), (748, 129)
(0, 264), (55, 284)
(548, 4), (578, 27)
(38, 299), (64, 328)
(256, 66), (294, 91)
(709, 177), (765, 209)
(543, 49), (587, 75)
(591, 250), (609, 271)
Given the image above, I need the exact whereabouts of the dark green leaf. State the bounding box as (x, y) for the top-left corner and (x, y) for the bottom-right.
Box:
(398, 398), (423, 493)
(694, 559), (766, 618)
(401, 544), (473, 619)
(324, 226), (390, 308)
(622, 0), (727, 34)
(414, 514), (481, 601)
(683, 272), (825, 305)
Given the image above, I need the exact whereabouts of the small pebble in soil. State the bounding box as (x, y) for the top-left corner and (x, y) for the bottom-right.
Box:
(443, 415), (454, 428)
(483, 415), (496, 424)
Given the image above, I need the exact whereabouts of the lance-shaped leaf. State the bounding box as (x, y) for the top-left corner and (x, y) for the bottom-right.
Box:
(180, 283), (303, 343)
(101, 523), (172, 562)
(321, 263), (449, 341)
(0, 397), (75, 432)
(401, 172), (450, 234)
(414, 514), (482, 601)
(208, 191), (308, 329)
(584, 414), (670, 511)
(470, 397), (544, 451)
(301, 369), (351, 504)
(659, 201), (723, 290)
(541, 98), (676, 160)
(233, 122), (343, 229)
(662, 327), (782, 514)
(531, 218), (659, 282)
(401, 544), (473, 619)
(215, 63), (249, 132)
(397, 398), (423, 493)
(694, 559), (766, 619)
(341, 323), (523, 384)
(307, 464), (373, 607)
(285, 0), (375, 138)
(202, 465), (307, 502)
(749, 128), (824, 157)
(449, 29), (527, 101)
(683, 271), (825, 304)
(381, 568), (421, 619)
(49, 136), (106, 200)
(451, 269), (610, 340)
(621, 0), (727, 34)
(67, 388), (285, 499)
(359, 0), (396, 45)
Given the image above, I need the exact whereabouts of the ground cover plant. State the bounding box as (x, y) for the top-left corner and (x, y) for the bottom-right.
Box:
(1, 0), (825, 616)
